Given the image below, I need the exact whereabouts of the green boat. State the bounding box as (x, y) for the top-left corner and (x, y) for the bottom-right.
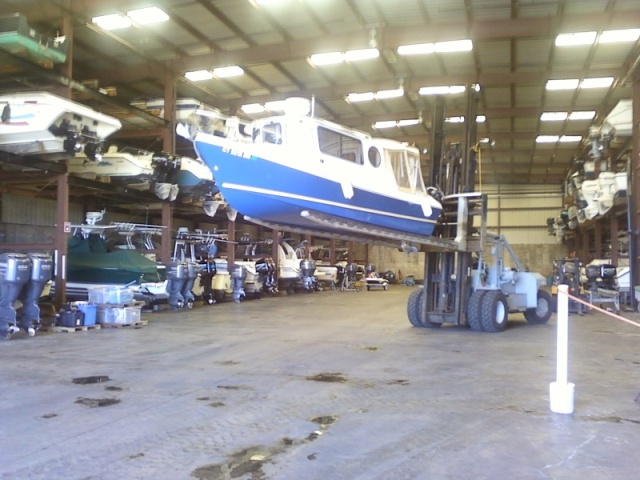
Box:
(0, 13), (68, 65)
(67, 234), (166, 285)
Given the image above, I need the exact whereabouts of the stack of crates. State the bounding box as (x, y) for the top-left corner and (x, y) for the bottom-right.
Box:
(88, 287), (142, 326)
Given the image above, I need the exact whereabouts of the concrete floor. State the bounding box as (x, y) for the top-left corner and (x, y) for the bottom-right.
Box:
(1, 286), (639, 480)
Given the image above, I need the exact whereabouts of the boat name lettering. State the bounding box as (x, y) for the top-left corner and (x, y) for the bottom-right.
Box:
(222, 145), (252, 159)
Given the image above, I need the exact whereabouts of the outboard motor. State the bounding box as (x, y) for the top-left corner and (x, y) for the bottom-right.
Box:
(256, 258), (278, 295)
(585, 264), (618, 293)
(199, 258), (217, 305)
(365, 263), (376, 278)
(181, 262), (198, 309)
(18, 253), (53, 335)
(0, 253), (31, 340)
(166, 261), (187, 309)
(230, 264), (247, 303)
(300, 259), (316, 291)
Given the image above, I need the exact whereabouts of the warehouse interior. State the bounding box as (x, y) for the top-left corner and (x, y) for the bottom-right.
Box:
(0, 0), (639, 478)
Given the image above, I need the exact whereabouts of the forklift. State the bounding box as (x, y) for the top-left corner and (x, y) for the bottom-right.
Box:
(408, 87), (553, 332)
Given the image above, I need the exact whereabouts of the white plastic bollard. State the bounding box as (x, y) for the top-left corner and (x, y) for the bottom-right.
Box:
(549, 284), (575, 414)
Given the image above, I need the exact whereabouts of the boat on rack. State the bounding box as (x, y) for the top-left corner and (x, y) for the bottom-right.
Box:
(175, 155), (219, 205)
(69, 145), (180, 200)
(180, 98), (442, 246)
(0, 13), (69, 66)
(0, 91), (121, 160)
(58, 211), (168, 304)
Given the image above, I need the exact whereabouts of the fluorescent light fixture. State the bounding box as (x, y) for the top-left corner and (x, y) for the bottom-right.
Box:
(127, 7), (169, 25)
(445, 116), (465, 123)
(184, 69), (213, 81)
(536, 135), (560, 143)
(434, 39), (473, 52)
(346, 92), (375, 102)
(374, 121), (397, 129)
(476, 115), (486, 123)
(580, 77), (613, 89)
(545, 79), (579, 90)
(92, 14), (131, 30)
(419, 85), (466, 95)
(241, 103), (266, 114)
(599, 28), (640, 43)
(375, 88), (404, 99)
(568, 110), (596, 120)
(397, 42), (436, 55)
(541, 112), (569, 121)
(344, 48), (379, 61)
(213, 66), (244, 78)
(265, 100), (286, 111)
(309, 51), (344, 66)
(559, 135), (582, 143)
(398, 119), (420, 127)
(398, 39), (472, 55)
(555, 31), (597, 46)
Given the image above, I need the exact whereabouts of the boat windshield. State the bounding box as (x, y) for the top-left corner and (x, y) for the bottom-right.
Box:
(253, 122), (283, 144)
(386, 148), (427, 194)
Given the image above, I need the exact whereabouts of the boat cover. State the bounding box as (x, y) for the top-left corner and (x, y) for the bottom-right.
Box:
(67, 236), (165, 284)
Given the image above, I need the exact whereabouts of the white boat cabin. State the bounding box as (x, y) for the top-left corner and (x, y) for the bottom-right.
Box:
(246, 115), (429, 197)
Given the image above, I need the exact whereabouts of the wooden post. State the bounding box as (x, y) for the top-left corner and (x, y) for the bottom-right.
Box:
(53, 174), (69, 309)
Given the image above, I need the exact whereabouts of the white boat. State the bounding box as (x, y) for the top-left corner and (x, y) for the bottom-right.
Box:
(278, 241), (301, 292)
(175, 155), (219, 204)
(180, 97), (442, 246)
(68, 145), (180, 200)
(0, 91), (121, 159)
(131, 97), (220, 122)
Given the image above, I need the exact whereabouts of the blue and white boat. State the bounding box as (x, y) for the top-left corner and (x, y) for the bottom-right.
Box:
(182, 98), (442, 243)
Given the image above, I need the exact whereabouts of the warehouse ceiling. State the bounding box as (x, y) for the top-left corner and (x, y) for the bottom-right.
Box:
(0, 0), (639, 187)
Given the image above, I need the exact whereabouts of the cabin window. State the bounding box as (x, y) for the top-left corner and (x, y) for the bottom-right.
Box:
(368, 147), (381, 168)
(253, 122), (283, 144)
(387, 150), (412, 189)
(407, 151), (427, 193)
(317, 126), (362, 164)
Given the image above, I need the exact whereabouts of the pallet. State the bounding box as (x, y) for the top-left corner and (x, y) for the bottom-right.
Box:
(44, 324), (101, 333)
(99, 320), (148, 329)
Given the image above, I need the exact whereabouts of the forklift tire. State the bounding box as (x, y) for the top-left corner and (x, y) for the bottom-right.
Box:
(467, 290), (487, 331)
(407, 288), (441, 329)
(407, 289), (423, 327)
(524, 289), (553, 324)
(481, 290), (509, 332)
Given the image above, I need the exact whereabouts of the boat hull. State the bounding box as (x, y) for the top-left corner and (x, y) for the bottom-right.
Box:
(0, 91), (121, 158)
(194, 137), (440, 238)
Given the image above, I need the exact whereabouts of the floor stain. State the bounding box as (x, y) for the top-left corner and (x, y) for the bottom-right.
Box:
(41, 413), (57, 419)
(197, 397), (210, 401)
(362, 346), (378, 351)
(386, 379), (410, 386)
(192, 417), (337, 478)
(105, 386), (123, 391)
(75, 397), (121, 408)
(311, 415), (337, 427)
(216, 360), (240, 366)
(128, 452), (144, 460)
(580, 415), (640, 425)
(72, 376), (110, 385)
(217, 385), (253, 390)
(191, 445), (280, 480)
(305, 372), (347, 383)
(209, 401), (225, 408)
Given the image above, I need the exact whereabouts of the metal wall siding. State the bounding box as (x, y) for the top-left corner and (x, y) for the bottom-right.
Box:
(2, 193), (84, 225)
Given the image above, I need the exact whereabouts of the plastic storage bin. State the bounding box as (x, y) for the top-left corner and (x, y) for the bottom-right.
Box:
(74, 302), (97, 326)
(97, 305), (141, 325)
(88, 287), (134, 305)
